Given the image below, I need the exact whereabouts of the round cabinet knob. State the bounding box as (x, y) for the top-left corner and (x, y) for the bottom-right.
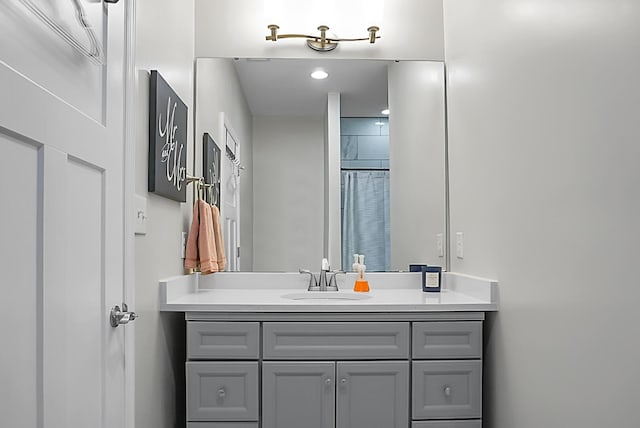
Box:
(325, 378), (332, 386)
(443, 386), (452, 397)
(218, 387), (226, 398)
(340, 378), (347, 385)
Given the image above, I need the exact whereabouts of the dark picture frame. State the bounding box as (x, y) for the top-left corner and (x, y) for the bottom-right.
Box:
(148, 70), (188, 202)
(203, 132), (221, 209)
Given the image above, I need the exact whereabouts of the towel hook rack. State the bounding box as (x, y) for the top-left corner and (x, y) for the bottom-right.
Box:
(186, 175), (219, 205)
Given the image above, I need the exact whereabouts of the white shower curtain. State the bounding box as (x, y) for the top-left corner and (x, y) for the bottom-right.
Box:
(341, 170), (390, 272)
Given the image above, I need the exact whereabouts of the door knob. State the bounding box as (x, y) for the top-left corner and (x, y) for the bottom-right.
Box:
(110, 303), (138, 327)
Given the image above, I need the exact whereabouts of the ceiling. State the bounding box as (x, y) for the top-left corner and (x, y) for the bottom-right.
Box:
(232, 58), (391, 117)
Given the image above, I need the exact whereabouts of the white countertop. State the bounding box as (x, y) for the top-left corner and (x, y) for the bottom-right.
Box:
(159, 272), (499, 313)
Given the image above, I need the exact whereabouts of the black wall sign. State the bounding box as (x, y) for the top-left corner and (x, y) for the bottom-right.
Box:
(148, 70), (187, 202)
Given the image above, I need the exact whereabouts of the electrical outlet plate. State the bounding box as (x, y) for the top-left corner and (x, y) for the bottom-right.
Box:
(134, 195), (147, 235)
(180, 232), (188, 259)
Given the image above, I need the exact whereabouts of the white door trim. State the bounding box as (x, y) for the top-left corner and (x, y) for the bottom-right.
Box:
(123, 1), (137, 427)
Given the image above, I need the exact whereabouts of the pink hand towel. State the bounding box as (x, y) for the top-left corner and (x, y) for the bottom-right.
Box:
(184, 202), (201, 271)
(184, 200), (219, 274)
(210, 204), (226, 271)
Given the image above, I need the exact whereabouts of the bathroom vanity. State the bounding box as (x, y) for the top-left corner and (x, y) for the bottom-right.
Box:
(160, 272), (498, 428)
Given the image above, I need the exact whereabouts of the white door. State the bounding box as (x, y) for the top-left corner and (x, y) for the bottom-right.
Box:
(219, 113), (241, 271)
(0, 1), (130, 428)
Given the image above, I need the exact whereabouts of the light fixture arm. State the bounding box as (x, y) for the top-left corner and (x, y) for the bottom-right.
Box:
(266, 24), (380, 52)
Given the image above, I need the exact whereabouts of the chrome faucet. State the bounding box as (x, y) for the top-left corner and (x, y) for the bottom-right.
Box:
(299, 259), (345, 292)
(318, 268), (332, 291)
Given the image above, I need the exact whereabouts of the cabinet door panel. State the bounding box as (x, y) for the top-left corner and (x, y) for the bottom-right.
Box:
(263, 362), (335, 428)
(337, 361), (409, 428)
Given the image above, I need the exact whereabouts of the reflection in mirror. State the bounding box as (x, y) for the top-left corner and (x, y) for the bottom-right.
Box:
(341, 117), (390, 272)
(194, 58), (446, 273)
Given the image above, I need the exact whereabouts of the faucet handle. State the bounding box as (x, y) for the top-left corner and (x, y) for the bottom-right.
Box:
(299, 268), (319, 290)
(327, 270), (346, 291)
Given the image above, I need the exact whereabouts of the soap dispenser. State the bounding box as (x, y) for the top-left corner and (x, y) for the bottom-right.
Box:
(353, 254), (369, 292)
(352, 254), (360, 273)
(358, 254), (366, 275)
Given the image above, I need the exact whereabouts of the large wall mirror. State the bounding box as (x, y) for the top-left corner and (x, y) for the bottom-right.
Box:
(194, 57), (447, 272)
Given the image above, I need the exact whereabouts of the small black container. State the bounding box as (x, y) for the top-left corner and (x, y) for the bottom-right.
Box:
(409, 264), (442, 292)
(423, 266), (442, 292)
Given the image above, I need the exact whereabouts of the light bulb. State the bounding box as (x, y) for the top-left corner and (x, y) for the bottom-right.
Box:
(310, 70), (329, 80)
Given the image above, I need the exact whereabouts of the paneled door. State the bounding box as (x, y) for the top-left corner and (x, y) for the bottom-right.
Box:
(0, 1), (130, 428)
(262, 362), (336, 428)
(336, 361), (409, 428)
(219, 113), (241, 271)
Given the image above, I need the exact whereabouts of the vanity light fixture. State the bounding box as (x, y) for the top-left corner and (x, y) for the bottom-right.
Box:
(266, 24), (380, 52)
(381, 108), (389, 115)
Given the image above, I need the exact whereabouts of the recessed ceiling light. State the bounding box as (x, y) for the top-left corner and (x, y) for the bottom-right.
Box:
(381, 108), (390, 115)
(310, 70), (329, 80)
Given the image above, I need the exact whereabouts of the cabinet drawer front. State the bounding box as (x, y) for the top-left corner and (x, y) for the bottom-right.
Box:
(412, 322), (482, 359)
(263, 322), (409, 359)
(188, 423), (259, 428)
(412, 361), (482, 420)
(187, 322), (260, 359)
(187, 362), (259, 421)
(412, 421), (481, 428)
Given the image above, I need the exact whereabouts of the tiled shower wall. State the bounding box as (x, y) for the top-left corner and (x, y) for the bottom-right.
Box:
(341, 117), (389, 168)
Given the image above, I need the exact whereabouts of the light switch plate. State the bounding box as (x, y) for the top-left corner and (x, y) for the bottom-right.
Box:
(180, 232), (188, 258)
(456, 232), (464, 259)
(134, 195), (148, 235)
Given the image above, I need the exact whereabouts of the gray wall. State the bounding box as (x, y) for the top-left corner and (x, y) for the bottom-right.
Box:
(133, 0), (194, 427)
(253, 116), (325, 271)
(444, 1), (640, 427)
(195, 58), (254, 271)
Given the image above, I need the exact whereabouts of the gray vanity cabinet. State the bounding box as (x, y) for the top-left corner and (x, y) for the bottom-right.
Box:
(185, 313), (485, 428)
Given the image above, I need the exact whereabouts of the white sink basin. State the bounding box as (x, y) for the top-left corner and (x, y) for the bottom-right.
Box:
(281, 292), (372, 301)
